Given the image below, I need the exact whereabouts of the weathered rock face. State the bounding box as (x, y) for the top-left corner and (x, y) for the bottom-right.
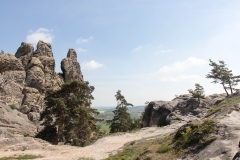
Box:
(0, 54), (25, 107)
(33, 40), (53, 57)
(0, 102), (37, 136)
(61, 49), (84, 83)
(17, 41), (64, 123)
(15, 42), (34, 69)
(25, 57), (45, 93)
(142, 94), (227, 127)
(0, 40), (84, 138)
(142, 101), (178, 127)
(0, 54), (24, 73)
(1, 41), (82, 119)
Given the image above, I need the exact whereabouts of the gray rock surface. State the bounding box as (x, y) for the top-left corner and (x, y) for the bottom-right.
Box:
(33, 40), (53, 57)
(25, 58), (45, 92)
(0, 56), (24, 106)
(0, 102), (37, 136)
(15, 42), (34, 69)
(142, 93), (227, 127)
(0, 40), (84, 140)
(61, 49), (84, 82)
(0, 54), (24, 73)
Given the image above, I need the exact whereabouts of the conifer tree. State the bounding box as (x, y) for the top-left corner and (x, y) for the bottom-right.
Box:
(108, 90), (133, 133)
(188, 83), (205, 102)
(206, 59), (240, 96)
(37, 81), (101, 146)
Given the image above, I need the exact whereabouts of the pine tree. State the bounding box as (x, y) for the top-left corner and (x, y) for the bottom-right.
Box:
(188, 83), (205, 102)
(206, 59), (240, 96)
(37, 81), (101, 146)
(107, 90), (133, 133)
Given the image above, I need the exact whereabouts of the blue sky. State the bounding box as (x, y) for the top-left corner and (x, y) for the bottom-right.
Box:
(1, 1), (240, 107)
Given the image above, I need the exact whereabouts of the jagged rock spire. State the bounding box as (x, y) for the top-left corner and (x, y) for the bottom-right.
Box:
(61, 48), (84, 83)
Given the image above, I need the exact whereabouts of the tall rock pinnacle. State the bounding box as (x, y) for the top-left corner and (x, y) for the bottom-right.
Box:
(61, 48), (84, 83)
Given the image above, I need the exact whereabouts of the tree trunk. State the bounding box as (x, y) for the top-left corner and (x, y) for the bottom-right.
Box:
(228, 81), (233, 95)
(222, 83), (229, 97)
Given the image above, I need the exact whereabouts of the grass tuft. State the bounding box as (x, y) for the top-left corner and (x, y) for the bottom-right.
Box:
(0, 154), (43, 160)
(206, 96), (240, 117)
(10, 104), (17, 110)
(158, 144), (171, 153)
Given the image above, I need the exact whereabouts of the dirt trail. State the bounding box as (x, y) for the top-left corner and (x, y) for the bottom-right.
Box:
(218, 111), (240, 158)
(0, 122), (185, 160)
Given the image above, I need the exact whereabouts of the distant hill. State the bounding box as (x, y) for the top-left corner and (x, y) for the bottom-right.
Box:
(93, 105), (145, 120)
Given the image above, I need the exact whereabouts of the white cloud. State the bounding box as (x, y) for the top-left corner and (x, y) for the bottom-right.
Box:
(160, 49), (172, 53)
(76, 36), (93, 43)
(26, 28), (54, 46)
(159, 57), (207, 73)
(77, 48), (87, 52)
(132, 45), (142, 51)
(82, 60), (103, 70)
(160, 74), (202, 82)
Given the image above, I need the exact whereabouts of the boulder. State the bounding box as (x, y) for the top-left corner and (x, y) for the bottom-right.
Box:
(15, 42), (34, 69)
(0, 53), (24, 73)
(61, 49), (84, 82)
(142, 101), (173, 127)
(204, 93), (226, 106)
(33, 40), (53, 57)
(142, 93), (227, 127)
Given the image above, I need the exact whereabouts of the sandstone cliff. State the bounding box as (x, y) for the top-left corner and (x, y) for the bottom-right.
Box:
(0, 40), (84, 130)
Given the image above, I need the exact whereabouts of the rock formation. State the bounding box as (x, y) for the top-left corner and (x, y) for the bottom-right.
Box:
(61, 49), (84, 82)
(142, 93), (226, 127)
(0, 40), (84, 127)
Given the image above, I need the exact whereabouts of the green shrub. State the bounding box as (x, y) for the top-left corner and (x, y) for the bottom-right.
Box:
(206, 96), (240, 117)
(173, 119), (216, 152)
(10, 104), (17, 110)
(158, 144), (171, 153)
(0, 154), (43, 160)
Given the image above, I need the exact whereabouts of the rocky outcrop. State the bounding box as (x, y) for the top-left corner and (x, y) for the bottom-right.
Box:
(0, 54), (24, 73)
(0, 54), (25, 107)
(15, 42), (34, 69)
(0, 41), (83, 125)
(61, 49), (84, 83)
(33, 40), (53, 57)
(142, 93), (227, 127)
(19, 42), (60, 122)
(0, 102), (37, 136)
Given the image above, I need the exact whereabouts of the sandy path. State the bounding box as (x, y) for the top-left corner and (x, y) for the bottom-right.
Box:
(0, 122), (185, 160)
(218, 110), (240, 158)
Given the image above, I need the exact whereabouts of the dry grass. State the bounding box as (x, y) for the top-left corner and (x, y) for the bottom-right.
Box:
(106, 119), (217, 160)
(206, 96), (240, 117)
